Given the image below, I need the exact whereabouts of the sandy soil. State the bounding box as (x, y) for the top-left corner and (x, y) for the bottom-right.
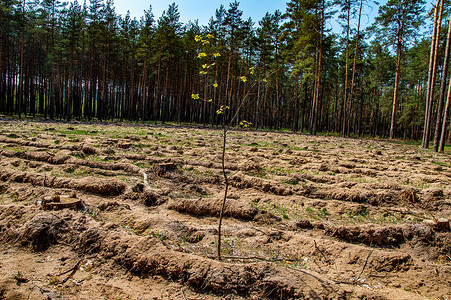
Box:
(0, 119), (450, 300)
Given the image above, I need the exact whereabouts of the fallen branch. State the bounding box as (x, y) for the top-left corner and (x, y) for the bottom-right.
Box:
(356, 249), (373, 282)
(33, 284), (50, 293)
(57, 259), (82, 276)
(314, 240), (331, 263)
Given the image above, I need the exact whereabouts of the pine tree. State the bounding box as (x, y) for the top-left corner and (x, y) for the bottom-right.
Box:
(372, 0), (425, 139)
(138, 5), (155, 122)
(423, 0), (443, 148)
(61, 0), (84, 121)
(156, 3), (182, 123)
(257, 11), (282, 130)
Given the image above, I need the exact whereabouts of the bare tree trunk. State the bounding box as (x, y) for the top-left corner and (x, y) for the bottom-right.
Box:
(255, 64), (261, 129)
(390, 37), (402, 139)
(67, 43), (74, 121)
(434, 17), (451, 151)
(439, 71), (451, 152)
(310, 50), (319, 134)
(202, 70), (208, 127)
(342, 1), (351, 137)
(217, 119), (228, 260)
(348, 0), (363, 137)
(313, 1), (325, 136)
(0, 14), (3, 113)
(18, 0), (26, 119)
(141, 53), (148, 122)
(49, 2), (56, 120)
(423, 0), (443, 148)
(292, 72), (300, 132)
(154, 54), (161, 123)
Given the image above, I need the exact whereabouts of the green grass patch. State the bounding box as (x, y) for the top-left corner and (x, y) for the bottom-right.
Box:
(306, 207), (329, 220)
(432, 160), (451, 168)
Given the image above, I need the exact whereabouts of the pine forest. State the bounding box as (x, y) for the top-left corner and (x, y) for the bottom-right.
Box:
(1, 0), (451, 150)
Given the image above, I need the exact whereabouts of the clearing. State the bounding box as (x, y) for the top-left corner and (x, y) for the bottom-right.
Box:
(0, 119), (450, 299)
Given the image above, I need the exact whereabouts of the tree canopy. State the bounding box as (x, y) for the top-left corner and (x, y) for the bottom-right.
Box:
(0, 0), (450, 148)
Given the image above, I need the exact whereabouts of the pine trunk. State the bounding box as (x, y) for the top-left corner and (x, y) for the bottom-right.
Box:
(434, 18), (451, 151)
(348, 0), (363, 137)
(439, 64), (451, 152)
(423, 0), (443, 148)
(342, 2), (351, 137)
(390, 38), (402, 139)
(18, 0), (26, 119)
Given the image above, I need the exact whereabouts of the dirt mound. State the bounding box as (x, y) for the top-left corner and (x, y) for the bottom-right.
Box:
(80, 228), (348, 299)
(230, 172), (293, 196)
(0, 167), (127, 196)
(169, 197), (259, 220)
(74, 177), (127, 196)
(19, 213), (71, 251)
(325, 223), (434, 247)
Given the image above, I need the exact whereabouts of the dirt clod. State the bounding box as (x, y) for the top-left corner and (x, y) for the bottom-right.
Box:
(20, 213), (70, 251)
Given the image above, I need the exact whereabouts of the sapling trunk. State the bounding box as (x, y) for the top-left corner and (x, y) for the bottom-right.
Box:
(193, 34), (277, 258)
(217, 121), (229, 259)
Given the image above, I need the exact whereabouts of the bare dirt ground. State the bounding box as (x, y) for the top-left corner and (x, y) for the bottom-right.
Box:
(0, 118), (450, 300)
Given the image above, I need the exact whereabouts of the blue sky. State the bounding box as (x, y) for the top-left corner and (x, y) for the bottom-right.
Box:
(69, 0), (432, 33)
(109, 0), (286, 25)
